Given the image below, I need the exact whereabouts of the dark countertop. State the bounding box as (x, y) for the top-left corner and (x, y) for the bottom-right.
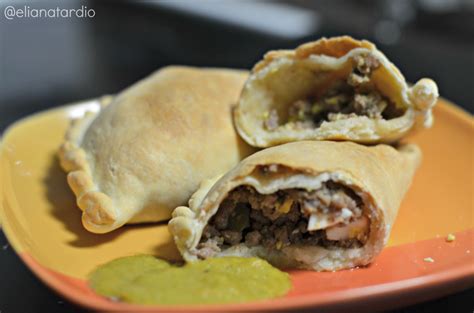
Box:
(0, 1), (472, 312)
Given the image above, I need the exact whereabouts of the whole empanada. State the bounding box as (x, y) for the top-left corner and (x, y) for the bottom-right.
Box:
(58, 66), (254, 233)
(234, 36), (438, 147)
(169, 141), (421, 271)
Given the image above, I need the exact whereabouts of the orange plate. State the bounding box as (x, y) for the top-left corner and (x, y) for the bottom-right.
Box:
(0, 99), (473, 312)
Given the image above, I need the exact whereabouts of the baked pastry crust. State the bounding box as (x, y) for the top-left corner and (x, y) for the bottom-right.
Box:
(234, 36), (439, 147)
(169, 141), (421, 271)
(58, 66), (254, 233)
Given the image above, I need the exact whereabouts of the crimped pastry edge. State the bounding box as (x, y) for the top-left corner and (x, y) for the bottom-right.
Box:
(57, 95), (125, 233)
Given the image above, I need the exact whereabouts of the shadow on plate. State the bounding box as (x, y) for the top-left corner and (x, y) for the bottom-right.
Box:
(43, 155), (164, 248)
(152, 239), (183, 262)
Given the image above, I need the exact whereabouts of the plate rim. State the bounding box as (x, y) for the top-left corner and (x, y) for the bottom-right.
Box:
(0, 99), (473, 312)
(9, 231), (470, 312)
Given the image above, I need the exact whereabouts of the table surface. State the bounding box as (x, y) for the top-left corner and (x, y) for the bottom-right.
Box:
(0, 1), (472, 312)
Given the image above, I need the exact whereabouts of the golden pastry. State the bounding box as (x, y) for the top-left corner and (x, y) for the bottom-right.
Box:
(234, 36), (438, 147)
(169, 141), (421, 271)
(59, 66), (254, 233)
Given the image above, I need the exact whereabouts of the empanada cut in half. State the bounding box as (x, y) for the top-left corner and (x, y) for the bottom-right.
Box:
(234, 36), (439, 147)
(169, 141), (421, 271)
(58, 66), (254, 233)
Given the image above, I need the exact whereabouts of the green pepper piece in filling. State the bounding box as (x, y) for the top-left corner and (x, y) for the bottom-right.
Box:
(297, 109), (307, 120)
(311, 102), (325, 115)
(326, 94), (348, 107)
(227, 204), (250, 232)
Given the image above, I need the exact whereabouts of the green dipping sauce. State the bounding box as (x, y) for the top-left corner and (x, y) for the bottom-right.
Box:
(89, 255), (291, 305)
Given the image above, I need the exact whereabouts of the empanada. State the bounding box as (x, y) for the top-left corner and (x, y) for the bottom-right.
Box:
(59, 66), (254, 233)
(234, 36), (438, 147)
(169, 141), (421, 271)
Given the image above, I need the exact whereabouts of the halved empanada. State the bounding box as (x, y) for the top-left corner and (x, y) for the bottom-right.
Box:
(59, 66), (254, 233)
(169, 141), (421, 271)
(234, 36), (438, 147)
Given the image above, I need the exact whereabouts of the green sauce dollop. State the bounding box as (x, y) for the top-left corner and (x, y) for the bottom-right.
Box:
(89, 255), (171, 298)
(89, 255), (291, 305)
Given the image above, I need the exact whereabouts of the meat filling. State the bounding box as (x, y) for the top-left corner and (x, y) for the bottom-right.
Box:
(264, 53), (405, 130)
(195, 178), (370, 259)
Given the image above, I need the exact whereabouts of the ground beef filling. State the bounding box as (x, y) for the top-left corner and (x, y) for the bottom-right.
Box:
(264, 53), (405, 131)
(196, 181), (369, 259)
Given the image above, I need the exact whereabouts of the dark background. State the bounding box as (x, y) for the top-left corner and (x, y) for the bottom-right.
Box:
(0, 1), (473, 312)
